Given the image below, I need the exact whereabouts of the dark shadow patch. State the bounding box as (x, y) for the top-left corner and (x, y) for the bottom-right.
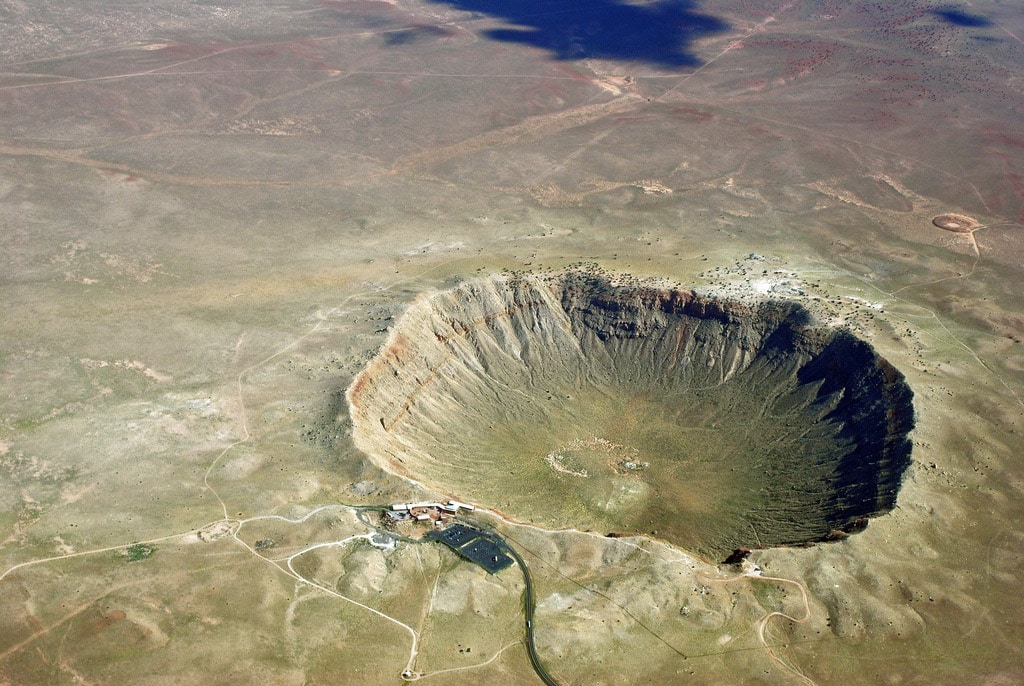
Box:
(796, 333), (915, 535)
(384, 23), (458, 45)
(425, 0), (729, 68)
(932, 7), (992, 27)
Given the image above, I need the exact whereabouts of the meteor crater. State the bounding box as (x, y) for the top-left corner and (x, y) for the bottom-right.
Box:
(348, 270), (914, 559)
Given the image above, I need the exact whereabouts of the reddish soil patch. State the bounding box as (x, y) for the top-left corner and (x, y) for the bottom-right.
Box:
(84, 610), (127, 639)
(670, 106), (715, 123)
(932, 213), (979, 233)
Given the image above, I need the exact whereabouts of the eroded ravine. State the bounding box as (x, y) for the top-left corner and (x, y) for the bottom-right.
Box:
(348, 270), (914, 559)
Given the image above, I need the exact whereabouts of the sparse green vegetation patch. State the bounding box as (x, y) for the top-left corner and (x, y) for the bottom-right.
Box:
(119, 543), (155, 563)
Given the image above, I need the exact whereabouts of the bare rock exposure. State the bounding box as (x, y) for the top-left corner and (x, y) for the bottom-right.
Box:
(348, 270), (914, 559)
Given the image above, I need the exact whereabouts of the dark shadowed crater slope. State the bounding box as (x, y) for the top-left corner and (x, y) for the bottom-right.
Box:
(348, 270), (914, 559)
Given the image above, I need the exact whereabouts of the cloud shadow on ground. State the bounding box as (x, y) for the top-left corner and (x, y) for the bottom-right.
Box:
(931, 7), (992, 28)
(425, 0), (730, 68)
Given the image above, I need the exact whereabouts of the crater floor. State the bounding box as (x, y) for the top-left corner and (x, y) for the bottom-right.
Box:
(349, 270), (915, 559)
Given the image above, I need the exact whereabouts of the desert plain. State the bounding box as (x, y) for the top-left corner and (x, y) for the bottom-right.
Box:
(2, 0), (1024, 684)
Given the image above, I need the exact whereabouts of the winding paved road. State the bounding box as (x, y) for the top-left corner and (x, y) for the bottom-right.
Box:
(502, 542), (560, 686)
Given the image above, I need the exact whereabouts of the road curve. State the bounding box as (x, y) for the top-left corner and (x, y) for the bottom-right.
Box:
(358, 508), (559, 685)
(502, 542), (560, 686)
